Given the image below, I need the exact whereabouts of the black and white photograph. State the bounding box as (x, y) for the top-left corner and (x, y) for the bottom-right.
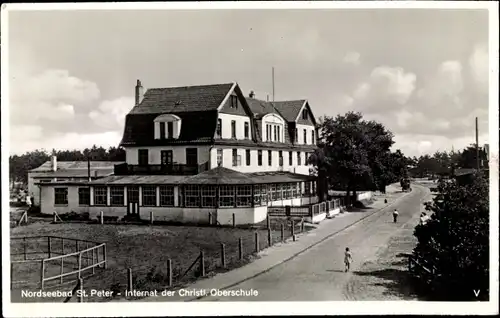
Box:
(2, 1), (498, 317)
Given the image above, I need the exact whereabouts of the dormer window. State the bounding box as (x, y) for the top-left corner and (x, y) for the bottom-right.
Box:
(230, 95), (238, 109)
(154, 114), (182, 140)
(216, 119), (222, 138)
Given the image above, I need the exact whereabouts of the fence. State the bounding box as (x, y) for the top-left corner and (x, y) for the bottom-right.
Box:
(59, 216), (307, 302)
(268, 198), (347, 218)
(10, 236), (106, 290)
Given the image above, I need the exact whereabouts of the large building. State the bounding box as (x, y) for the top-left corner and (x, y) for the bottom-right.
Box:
(36, 80), (320, 225)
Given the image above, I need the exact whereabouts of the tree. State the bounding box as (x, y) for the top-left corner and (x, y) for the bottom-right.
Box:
(456, 144), (488, 169)
(412, 173), (489, 300)
(314, 112), (398, 200)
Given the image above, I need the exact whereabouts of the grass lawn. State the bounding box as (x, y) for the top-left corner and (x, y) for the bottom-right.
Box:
(10, 216), (312, 303)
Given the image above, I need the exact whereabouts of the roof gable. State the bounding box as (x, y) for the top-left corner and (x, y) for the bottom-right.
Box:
(129, 83), (234, 115)
(295, 101), (317, 126)
(271, 100), (307, 122)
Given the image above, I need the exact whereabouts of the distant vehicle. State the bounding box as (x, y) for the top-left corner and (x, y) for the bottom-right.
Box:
(400, 178), (412, 192)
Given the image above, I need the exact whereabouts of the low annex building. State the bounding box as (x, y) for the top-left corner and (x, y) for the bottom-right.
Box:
(36, 80), (320, 225)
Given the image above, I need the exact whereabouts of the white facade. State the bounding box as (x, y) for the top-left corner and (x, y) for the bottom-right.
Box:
(209, 147), (313, 174)
(218, 113), (252, 140)
(296, 124), (316, 145)
(261, 113), (286, 143)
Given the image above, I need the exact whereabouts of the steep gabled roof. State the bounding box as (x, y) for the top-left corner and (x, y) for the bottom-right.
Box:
(271, 100), (307, 122)
(129, 83), (234, 114)
(245, 97), (279, 119)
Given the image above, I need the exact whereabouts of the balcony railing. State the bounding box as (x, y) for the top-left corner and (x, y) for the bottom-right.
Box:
(114, 162), (210, 176)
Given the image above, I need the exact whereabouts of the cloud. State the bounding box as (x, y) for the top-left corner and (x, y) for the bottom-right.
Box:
(343, 51), (361, 66)
(10, 69), (100, 127)
(469, 43), (488, 92)
(88, 97), (135, 130)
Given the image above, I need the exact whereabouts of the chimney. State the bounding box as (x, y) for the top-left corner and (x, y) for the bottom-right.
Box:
(135, 79), (144, 106)
(249, 90), (255, 98)
(51, 156), (57, 172)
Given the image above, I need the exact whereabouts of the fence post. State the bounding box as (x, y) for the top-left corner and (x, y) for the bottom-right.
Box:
(78, 252), (82, 279)
(301, 217), (305, 232)
(254, 232), (259, 253)
(100, 211), (104, 224)
(48, 237), (52, 258)
(127, 268), (133, 292)
(293, 235), (297, 242)
(92, 248), (96, 275)
(167, 259), (172, 287)
(291, 220), (295, 238)
(208, 212), (212, 225)
(232, 213), (236, 227)
(78, 278), (84, 303)
(199, 251), (205, 277)
(267, 216), (270, 230)
(220, 243), (226, 268)
(238, 237), (243, 260)
(53, 212), (57, 223)
(103, 244), (107, 269)
(60, 256), (64, 284)
(268, 228), (272, 247)
(40, 259), (45, 289)
(23, 237), (27, 261)
(281, 224), (284, 242)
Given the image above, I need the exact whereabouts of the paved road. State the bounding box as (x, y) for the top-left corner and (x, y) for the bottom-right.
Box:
(195, 184), (430, 301)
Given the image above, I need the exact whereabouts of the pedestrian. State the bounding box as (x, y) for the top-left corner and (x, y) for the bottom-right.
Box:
(392, 209), (399, 223)
(344, 247), (353, 272)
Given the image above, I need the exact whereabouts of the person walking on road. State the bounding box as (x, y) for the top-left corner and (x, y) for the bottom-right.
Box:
(344, 247), (353, 272)
(392, 209), (399, 223)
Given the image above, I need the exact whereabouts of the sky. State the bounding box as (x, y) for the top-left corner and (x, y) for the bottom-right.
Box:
(5, 6), (492, 158)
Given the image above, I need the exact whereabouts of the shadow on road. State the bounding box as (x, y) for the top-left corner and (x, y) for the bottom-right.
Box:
(351, 253), (424, 300)
(326, 269), (346, 273)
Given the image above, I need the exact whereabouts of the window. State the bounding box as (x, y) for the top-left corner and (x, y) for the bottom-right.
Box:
(232, 149), (239, 166)
(292, 183), (298, 198)
(54, 187), (68, 205)
(258, 150), (262, 166)
(217, 149), (223, 166)
(219, 185), (235, 207)
(127, 186), (139, 203)
(304, 181), (311, 195)
(295, 128), (298, 143)
(260, 184), (268, 204)
(312, 130), (315, 144)
(167, 121), (174, 138)
(270, 184), (277, 201)
(78, 187), (90, 206)
(186, 148), (197, 165)
(159, 122), (165, 139)
(231, 120), (236, 138)
(236, 185), (252, 207)
(289, 151), (293, 166)
(276, 184), (283, 200)
(297, 152), (302, 165)
(230, 95), (238, 108)
(184, 185), (200, 207)
(159, 186), (174, 207)
(278, 151), (283, 166)
(253, 185), (261, 206)
(94, 186), (107, 206)
(138, 149), (149, 166)
(216, 119), (222, 138)
(161, 150), (173, 165)
(284, 184), (291, 199)
(302, 109), (308, 120)
(273, 126), (277, 141)
(246, 149), (251, 166)
(142, 186), (157, 207)
(110, 187), (124, 206)
(303, 129), (307, 144)
(268, 150), (272, 166)
(201, 186), (217, 208)
(266, 124), (270, 141)
(277, 126), (281, 142)
(305, 152), (309, 165)
(312, 181), (316, 195)
(244, 122), (249, 139)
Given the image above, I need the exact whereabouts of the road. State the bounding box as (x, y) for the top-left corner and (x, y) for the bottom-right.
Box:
(194, 184), (430, 301)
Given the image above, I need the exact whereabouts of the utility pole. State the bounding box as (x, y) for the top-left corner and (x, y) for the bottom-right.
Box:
(272, 67), (275, 102)
(476, 117), (480, 170)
